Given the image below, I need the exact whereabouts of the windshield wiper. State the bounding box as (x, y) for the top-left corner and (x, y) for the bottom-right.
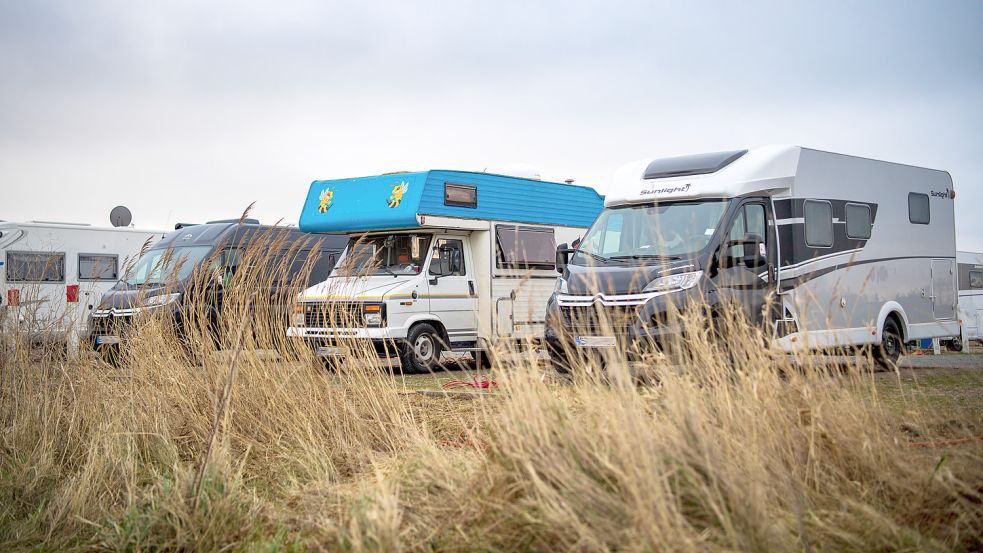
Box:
(609, 254), (682, 261)
(380, 265), (398, 278)
(575, 251), (609, 263)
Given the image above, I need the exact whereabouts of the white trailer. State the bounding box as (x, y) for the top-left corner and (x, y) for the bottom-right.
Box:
(950, 250), (983, 350)
(0, 221), (164, 352)
(287, 170), (604, 372)
(547, 145), (958, 368)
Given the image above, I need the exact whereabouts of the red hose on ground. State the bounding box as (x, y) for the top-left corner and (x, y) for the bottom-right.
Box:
(442, 375), (497, 389)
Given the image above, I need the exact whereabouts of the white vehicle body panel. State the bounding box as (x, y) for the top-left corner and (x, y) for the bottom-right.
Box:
(0, 221), (164, 347)
(956, 250), (983, 343)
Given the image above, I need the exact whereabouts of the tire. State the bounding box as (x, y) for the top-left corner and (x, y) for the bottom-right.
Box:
(874, 318), (903, 370)
(945, 337), (964, 352)
(400, 323), (444, 374)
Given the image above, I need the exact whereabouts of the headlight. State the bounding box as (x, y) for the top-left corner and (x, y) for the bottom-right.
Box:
(642, 270), (703, 293)
(363, 304), (383, 327)
(554, 277), (568, 294)
(143, 292), (181, 307)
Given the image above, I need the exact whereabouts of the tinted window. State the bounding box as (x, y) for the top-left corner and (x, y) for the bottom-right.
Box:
(845, 203), (872, 239)
(804, 200), (833, 248)
(79, 254), (118, 281)
(908, 193), (930, 224)
(444, 183), (477, 208)
(727, 203), (766, 258)
(5, 252), (66, 282)
(643, 149), (747, 179)
(496, 225), (556, 270)
(429, 238), (466, 276)
(970, 270), (983, 289)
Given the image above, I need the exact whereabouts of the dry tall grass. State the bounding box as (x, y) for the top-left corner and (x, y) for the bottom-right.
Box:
(1, 228), (981, 552)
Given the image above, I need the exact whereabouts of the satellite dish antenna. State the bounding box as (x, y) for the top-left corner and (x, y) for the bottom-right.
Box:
(110, 206), (132, 227)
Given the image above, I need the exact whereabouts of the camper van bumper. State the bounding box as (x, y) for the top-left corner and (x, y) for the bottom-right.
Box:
(287, 326), (407, 340)
(544, 288), (708, 362)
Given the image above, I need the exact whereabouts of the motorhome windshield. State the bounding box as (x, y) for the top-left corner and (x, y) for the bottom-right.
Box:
(574, 200), (728, 264)
(333, 234), (433, 277)
(123, 246), (214, 286)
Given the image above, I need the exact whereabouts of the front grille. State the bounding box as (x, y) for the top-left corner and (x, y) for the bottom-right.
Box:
(88, 313), (131, 335)
(560, 305), (639, 334)
(303, 302), (364, 328)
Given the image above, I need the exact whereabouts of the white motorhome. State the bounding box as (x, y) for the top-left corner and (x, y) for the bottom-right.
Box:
(0, 221), (164, 351)
(287, 170), (604, 372)
(546, 146), (958, 369)
(950, 250), (983, 350)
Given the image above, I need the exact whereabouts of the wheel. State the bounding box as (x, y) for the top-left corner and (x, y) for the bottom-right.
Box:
(945, 337), (964, 352)
(400, 323), (444, 374)
(874, 318), (903, 370)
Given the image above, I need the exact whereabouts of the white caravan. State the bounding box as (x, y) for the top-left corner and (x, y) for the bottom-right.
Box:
(0, 221), (164, 351)
(287, 170), (604, 372)
(546, 146), (958, 369)
(951, 250), (983, 349)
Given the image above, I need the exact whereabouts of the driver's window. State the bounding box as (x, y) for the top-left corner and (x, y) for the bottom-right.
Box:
(429, 239), (465, 276)
(728, 209), (748, 258)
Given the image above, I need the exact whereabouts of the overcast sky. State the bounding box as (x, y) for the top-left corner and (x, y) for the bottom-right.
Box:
(1, 1), (981, 249)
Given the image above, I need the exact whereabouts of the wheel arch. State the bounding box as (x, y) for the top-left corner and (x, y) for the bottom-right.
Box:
(876, 302), (909, 343)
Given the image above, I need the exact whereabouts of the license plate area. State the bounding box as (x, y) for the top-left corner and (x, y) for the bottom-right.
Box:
(575, 335), (616, 348)
(315, 346), (344, 357)
(95, 335), (121, 346)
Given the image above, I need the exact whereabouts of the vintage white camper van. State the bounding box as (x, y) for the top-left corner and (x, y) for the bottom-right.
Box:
(287, 170), (604, 372)
(546, 146), (959, 369)
(950, 250), (983, 350)
(0, 221), (164, 351)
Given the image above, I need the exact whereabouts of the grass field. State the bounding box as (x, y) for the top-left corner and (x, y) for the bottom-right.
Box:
(2, 240), (981, 552)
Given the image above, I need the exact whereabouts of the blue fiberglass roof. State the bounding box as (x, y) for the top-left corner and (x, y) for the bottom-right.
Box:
(298, 170), (604, 233)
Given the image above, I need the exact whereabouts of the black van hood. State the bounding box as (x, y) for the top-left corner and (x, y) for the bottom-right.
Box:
(98, 285), (179, 310)
(564, 257), (703, 295)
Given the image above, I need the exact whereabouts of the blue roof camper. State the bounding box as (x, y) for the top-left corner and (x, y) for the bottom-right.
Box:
(298, 170), (602, 233)
(291, 170), (604, 373)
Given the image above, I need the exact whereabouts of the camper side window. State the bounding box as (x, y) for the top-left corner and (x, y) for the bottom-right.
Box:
(845, 203), (872, 239)
(495, 225), (556, 270)
(804, 200), (833, 248)
(908, 193), (930, 224)
(79, 254), (118, 281)
(970, 270), (983, 289)
(5, 251), (66, 282)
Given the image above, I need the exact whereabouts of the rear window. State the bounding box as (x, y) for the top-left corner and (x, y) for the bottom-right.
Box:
(79, 254), (118, 281)
(5, 251), (66, 282)
(908, 193), (930, 224)
(495, 225), (556, 270)
(970, 270), (983, 289)
(845, 203), (872, 239)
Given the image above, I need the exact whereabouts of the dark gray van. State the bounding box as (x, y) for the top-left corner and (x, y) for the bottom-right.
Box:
(87, 220), (347, 353)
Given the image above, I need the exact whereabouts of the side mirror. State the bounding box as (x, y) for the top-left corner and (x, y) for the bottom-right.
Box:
(555, 243), (569, 274)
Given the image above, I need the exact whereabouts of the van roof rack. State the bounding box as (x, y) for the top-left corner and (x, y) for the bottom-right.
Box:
(174, 222), (200, 230)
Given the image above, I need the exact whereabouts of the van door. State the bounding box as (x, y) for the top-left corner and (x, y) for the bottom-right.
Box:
(428, 236), (478, 346)
(931, 259), (955, 319)
(711, 200), (777, 326)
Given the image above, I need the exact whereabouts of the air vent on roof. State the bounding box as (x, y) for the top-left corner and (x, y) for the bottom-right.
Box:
(643, 149), (747, 180)
(498, 163), (542, 180)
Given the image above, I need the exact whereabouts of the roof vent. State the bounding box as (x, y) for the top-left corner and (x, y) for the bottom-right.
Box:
(643, 149), (747, 180)
(497, 163), (542, 180)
